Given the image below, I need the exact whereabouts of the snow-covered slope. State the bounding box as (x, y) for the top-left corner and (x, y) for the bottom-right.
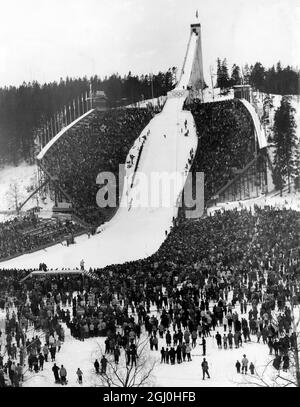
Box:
(0, 29), (199, 270)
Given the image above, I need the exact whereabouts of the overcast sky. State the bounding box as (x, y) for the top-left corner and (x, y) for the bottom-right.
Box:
(0, 0), (299, 87)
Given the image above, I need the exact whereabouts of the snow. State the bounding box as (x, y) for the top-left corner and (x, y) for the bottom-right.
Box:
(21, 326), (273, 388)
(208, 189), (300, 216)
(0, 163), (38, 222)
(239, 99), (267, 149)
(0, 162), (55, 223)
(126, 96), (167, 109)
(0, 30), (199, 271)
(202, 88), (234, 103)
(11, 291), (296, 388)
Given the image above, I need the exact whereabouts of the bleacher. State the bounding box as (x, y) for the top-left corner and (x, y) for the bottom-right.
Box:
(185, 98), (259, 205)
(39, 107), (155, 226)
(0, 215), (83, 262)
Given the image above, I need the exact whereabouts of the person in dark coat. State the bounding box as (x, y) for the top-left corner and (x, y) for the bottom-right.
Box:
(131, 347), (137, 366)
(165, 348), (170, 364)
(76, 368), (83, 384)
(52, 363), (60, 383)
(227, 331), (233, 349)
(235, 360), (241, 373)
(160, 347), (166, 363)
(100, 355), (108, 374)
(149, 336), (154, 351)
(0, 368), (6, 387)
(282, 355), (289, 372)
(33, 356), (39, 373)
(94, 359), (100, 374)
(50, 346), (56, 362)
(176, 345), (182, 364)
(169, 347), (176, 365)
(249, 362), (255, 374)
(201, 337), (206, 356)
(114, 347), (120, 364)
(38, 353), (44, 371)
(43, 344), (49, 362)
(215, 332), (222, 348)
(201, 358), (210, 380)
(166, 331), (172, 347)
(152, 335), (158, 351)
(59, 365), (67, 385)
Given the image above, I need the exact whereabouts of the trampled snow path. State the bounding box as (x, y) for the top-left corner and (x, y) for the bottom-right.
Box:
(0, 31), (199, 271)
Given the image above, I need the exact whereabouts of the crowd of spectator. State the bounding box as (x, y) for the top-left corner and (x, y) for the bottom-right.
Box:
(0, 206), (300, 386)
(41, 108), (155, 225)
(0, 214), (83, 261)
(39, 98), (258, 226)
(185, 99), (256, 202)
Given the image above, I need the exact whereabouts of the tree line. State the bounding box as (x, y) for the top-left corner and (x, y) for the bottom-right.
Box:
(271, 96), (300, 194)
(0, 61), (298, 167)
(216, 59), (300, 95)
(0, 69), (175, 166)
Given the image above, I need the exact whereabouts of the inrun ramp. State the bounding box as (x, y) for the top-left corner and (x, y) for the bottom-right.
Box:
(0, 23), (204, 270)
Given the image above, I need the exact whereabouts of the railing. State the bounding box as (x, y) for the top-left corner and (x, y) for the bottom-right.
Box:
(37, 109), (95, 160)
(208, 152), (268, 205)
(0, 228), (86, 264)
(34, 92), (92, 154)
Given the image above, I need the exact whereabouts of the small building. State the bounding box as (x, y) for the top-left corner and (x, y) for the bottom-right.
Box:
(233, 85), (251, 102)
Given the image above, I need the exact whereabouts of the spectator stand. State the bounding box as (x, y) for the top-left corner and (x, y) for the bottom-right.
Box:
(184, 98), (272, 209)
(36, 107), (155, 227)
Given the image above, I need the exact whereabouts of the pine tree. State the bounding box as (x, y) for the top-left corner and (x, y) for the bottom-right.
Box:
(231, 64), (241, 86)
(250, 62), (265, 90)
(273, 96), (298, 194)
(221, 59), (230, 90)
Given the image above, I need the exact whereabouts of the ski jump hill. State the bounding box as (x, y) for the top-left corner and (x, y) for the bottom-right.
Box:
(0, 21), (267, 271)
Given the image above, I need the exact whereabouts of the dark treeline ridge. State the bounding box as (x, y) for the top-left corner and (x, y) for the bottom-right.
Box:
(0, 69), (175, 165)
(0, 61), (299, 167)
(216, 59), (300, 95)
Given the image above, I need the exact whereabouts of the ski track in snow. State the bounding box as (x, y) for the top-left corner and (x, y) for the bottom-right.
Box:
(0, 31), (199, 271)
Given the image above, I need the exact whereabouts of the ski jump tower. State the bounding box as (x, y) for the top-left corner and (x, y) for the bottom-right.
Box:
(177, 22), (205, 100)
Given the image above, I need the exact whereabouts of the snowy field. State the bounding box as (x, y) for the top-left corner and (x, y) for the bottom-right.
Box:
(1, 291), (296, 388)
